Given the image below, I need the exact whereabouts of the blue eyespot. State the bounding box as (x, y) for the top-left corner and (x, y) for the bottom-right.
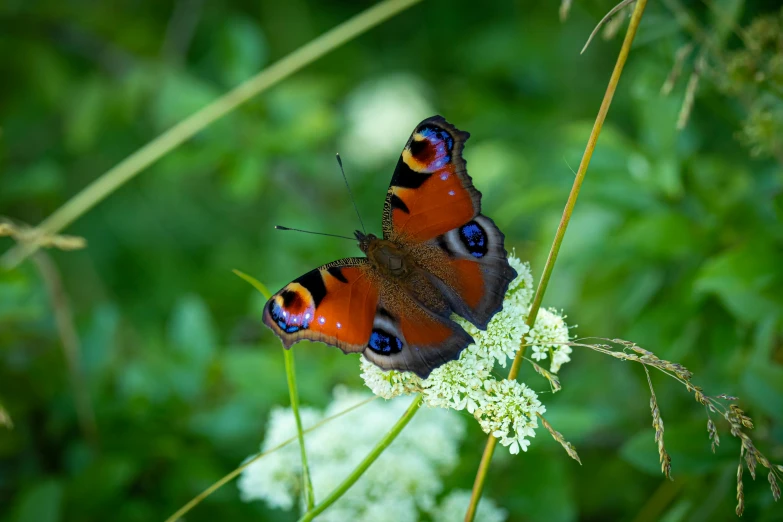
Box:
(368, 329), (404, 356)
(459, 222), (488, 258)
(417, 125), (453, 169)
(269, 297), (311, 334)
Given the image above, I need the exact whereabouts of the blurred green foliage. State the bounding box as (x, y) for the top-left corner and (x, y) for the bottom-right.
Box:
(1, 0), (782, 521)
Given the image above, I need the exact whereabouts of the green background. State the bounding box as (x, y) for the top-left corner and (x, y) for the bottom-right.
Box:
(1, 0), (782, 520)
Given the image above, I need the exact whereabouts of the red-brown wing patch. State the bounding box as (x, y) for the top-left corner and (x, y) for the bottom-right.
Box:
(263, 259), (379, 353)
(442, 259), (485, 310)
(361, 283), (473, 378)
(382, 116), (481, 243)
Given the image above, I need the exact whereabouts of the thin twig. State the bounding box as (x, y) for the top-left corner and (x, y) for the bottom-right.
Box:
(33, 252), (99, 447)
(660, 43), (694, 96)
(0, 0), (424, 270)
(464, 1), (649, 519)
(582, 0), (636, 54)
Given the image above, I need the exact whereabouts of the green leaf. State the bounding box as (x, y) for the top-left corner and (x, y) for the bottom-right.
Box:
(694, 241), (783, 322)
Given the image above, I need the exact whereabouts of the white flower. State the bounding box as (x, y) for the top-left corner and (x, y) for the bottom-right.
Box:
(430, 490), (508, 522)
(240, 387), (501, 521)
(341, 74), (435, 168)
(526, 308), (572, 373)
(361, 255), (572, 454)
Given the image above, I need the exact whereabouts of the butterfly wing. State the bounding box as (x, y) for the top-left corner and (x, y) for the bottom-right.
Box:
(383, 116), (517, 329)
(382, 116), (480, 242)
(264, 256), (471, 378)
(364, 281), (473, 379)
(416, 215), (518, 329)
(263, 258), (379, 354)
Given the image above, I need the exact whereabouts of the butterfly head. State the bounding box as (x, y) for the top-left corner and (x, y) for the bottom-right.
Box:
(354, 230), (377, 254)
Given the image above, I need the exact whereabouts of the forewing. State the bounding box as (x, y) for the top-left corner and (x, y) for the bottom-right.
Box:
(263, 258), (379, 354)
(382, 116), (481, 243)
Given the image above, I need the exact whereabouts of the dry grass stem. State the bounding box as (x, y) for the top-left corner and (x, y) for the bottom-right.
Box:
(737, 460), (745, 516)
(0, 0), (423, 270)
(581, 0), (636, 54)
(538, 413), (581, 465)
(560, 0), (573, 22)
(677, 52), (706, 129)
(602, 7), (629, 40)
(661, 43), (694, 95)
(707, 419), (720, 453)
(33, 252), (98, 447)
(769, 471), (781, 502)
(527, 358), (562, 393)
(644, 366), (672, 480)
(0, 220), (86, 251)
(0, 402), (12, 429)
(534, 337), (783, 509)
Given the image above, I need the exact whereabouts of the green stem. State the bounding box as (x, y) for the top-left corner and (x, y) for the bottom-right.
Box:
(298, 394), (423, 522)
(164, 396), (376, 522)
(0, 0), (424, 270)
(463, 1), (649, 520)
(284, 348), (316, 511)
(233, 269), (315, 509)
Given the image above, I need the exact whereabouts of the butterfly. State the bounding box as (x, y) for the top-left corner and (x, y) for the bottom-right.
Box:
(263, 116), (517, 378)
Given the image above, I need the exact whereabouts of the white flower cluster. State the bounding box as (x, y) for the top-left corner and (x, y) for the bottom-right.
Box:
(238, 387), (506, 521)
(527, 307), (572, 373)
(361, 255), (572, 454)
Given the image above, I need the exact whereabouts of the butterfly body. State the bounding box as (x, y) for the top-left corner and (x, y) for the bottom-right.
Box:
(263, 116), (517, 378)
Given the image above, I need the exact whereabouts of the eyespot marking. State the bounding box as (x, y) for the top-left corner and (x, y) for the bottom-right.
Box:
(459, 221), (488, 258)
(269, 285), (315, 334)
(402, 124), (454, 172)
(368, 328), (404, 356)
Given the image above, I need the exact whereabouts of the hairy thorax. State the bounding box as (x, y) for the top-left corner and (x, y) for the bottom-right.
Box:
(365, 237), (412, 278)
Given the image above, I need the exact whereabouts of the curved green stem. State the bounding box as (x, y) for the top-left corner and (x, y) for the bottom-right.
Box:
(463, 1), (649, 520)
(298, 394), (423, 522)
(233, 269), (314, 509)
(0, 0), (424, 270)
(164, 396), (377, 522)
(284, 348), (315, 511)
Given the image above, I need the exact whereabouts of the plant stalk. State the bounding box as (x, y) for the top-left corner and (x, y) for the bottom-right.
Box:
(284, 348), (316, 511)
(0, 0), (423, 270)
(298, 394), (423, 522)
(464, 1), (649, 520)
(164, 395), (376, 522)
(233, 269), (314, 510)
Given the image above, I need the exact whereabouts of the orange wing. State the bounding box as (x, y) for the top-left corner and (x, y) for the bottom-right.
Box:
(263, 258), (379, 354)
(421, 215), (518, 330)
(362, 283), (473, 378)
(382, 116), (481, 243)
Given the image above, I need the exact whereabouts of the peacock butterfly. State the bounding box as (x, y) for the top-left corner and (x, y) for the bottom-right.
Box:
(263, 116), (517, 378)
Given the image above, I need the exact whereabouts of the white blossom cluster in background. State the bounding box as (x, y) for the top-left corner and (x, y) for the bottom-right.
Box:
(238, 387), (506, 522)
(361, 255), (573, 454)
(341, 73), (434, 168)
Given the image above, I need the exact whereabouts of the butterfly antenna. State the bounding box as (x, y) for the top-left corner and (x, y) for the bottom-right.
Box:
(274, 225), (355, 241)
(336, 153), (366, 234)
